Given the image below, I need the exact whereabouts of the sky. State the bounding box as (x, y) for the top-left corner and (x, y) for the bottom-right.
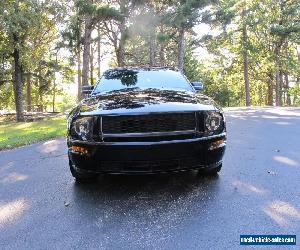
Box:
(193, 23), (215, 60)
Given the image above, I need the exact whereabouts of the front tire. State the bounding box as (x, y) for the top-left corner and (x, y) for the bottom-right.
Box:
(69, 160), (98, 183)
(198, 163), (222, 176)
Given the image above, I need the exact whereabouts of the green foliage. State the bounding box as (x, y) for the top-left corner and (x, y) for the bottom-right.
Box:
(1, 0), (300, 114)
(0, 116), (66, 150)
(76, 0), (122, 23)
(164, 0), (212, 29)
(183, 46), (202, 81)
(199, 0), (300, 106)
(0, 0), (74, 112)
(289, 85), (300, 105)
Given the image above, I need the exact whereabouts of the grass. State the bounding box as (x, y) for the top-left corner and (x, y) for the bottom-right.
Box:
(0, 116), (66, 150)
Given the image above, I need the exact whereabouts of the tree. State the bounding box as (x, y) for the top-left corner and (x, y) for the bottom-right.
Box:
(1, 0), (30, 121)
(0, 0), (66, 116)
(76, 0), (121, 93)
(0, 0), (57, 120)
(101, 0), (142, 68)
(241, 2), (250, 106)
(60, 12), (83, 101)
(164, 0), (212, 72)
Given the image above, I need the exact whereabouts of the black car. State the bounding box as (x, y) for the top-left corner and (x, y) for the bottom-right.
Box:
(67, 67), (226, 182)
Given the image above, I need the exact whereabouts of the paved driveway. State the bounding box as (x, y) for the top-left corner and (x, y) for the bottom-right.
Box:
(0, 108), (299, 249)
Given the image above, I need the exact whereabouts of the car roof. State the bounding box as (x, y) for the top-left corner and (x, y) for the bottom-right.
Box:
(104, 66), (179, 73)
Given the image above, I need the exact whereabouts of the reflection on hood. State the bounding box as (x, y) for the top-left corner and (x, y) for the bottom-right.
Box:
(80, 88), (215, 113)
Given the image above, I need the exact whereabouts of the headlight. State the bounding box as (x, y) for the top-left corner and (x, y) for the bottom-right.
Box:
(205, 112), (224, 134)
(71, 117), (93, 141)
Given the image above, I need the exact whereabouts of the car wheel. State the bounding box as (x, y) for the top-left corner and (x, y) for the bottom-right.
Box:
(69, 160), (98, 183)
(198, 164), (222, 176)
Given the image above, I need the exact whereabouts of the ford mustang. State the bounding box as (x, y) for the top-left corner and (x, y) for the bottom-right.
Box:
(67, 67), (226, 182)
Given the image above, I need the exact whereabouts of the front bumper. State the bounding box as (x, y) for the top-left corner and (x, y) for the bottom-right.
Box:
(67, 133), (226, 174)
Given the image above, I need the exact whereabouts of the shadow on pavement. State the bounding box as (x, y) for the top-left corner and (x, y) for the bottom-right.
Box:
(71, 171), (221, 224)
(68, 172), (222, 248)
(72, 171), (220, 202)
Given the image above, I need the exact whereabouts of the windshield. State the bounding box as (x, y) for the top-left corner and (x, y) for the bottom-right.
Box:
(92, 69), (193, 94)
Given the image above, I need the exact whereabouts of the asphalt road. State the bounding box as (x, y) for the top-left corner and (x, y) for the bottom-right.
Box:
(0, 107), (300, 250)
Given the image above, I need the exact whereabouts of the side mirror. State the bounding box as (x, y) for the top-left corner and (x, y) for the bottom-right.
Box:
(191, 81), (204, 92)
(81, 85), (94, 95)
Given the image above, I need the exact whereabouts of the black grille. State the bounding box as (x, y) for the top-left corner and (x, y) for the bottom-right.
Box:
(102, 113), (196, 134)
(99, 157), (203, 172)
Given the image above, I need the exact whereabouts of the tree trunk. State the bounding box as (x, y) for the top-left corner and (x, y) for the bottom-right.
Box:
(242, 49), (250, 106)
(116, 3), (126, 67)
(52, 77), (56, 113)
(242, 20), (250, 106)
(177, 26), (185, 72)
(117, 21), (126, 67)
(297, 48), (300, 88)
(281, 72), (286, 105)
(284, 72), (291, 106)
(159, 26), (165, 66)
(149, 31), (155, 67)
(97, 26), (101, 78)
(267, 72), (273, 106)
(38, 68), (43, 112)
(275, 69), (280, 106)
(90, 43), (94, 85)
(274, 69), (283, 106)
(13, 48), (24, 122)
(77, 49), (82, 101)
(52, 53), (58, 113)
(77, 18), (82, 102)
(117, 48), (125, 67)
(27, 73), (32, 112)
(274, 39), (284, 106)
(159, 44), (165, 66)
(82, 16), (93, 89)
(279, 70), (283, 106)
(258, 84), (263, 106)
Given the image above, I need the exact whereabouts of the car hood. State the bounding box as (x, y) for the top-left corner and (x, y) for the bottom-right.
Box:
(78, 88), (219, 116)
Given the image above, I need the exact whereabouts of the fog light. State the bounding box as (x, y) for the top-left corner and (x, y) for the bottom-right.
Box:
(208, 139), (226, 150)
(70, 146), (89, 154)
